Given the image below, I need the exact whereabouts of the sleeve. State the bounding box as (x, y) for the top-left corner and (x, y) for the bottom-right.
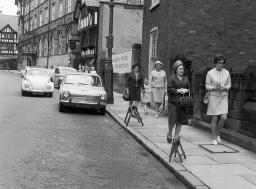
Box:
(225, 72), (231, 90)
(167, 77), (177, 94)
(149, 71), (153, 89)
(126, 74), (132, 89)
(140, 75), (145, 90)
(164, 71), (167, 91)
(205, 72), (214, 91)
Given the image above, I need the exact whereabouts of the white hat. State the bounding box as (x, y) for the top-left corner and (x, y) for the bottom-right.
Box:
(154, 60), (163, 66)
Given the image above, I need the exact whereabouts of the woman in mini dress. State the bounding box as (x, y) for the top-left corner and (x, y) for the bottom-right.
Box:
(205, 54), (231, 145)
(149, 61), (167, 118)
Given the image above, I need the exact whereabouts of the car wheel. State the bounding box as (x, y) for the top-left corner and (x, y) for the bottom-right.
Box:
(99, 107), (106, 115)
(49, 93), (53, 97)
(59, 102), (66, 112)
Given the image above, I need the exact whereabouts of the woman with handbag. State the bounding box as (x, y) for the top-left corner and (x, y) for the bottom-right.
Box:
(167, 60), (191, 143)
(205, 54), (231, 145)
(126, 64), (145, 107)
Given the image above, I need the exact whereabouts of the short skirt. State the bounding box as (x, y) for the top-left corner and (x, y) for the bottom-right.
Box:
(151, 87), (165, 103)
(207, 94), (228, 115)
(168, 102), (187, 125)
(128, 87), (141, 101)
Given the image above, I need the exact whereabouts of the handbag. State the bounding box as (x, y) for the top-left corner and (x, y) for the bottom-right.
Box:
(203, 91), (209, 104)
(122, 89), (130, 101)
(177, 91), (194, 108)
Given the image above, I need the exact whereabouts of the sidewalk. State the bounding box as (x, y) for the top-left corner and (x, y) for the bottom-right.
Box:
(107, 92), (256, 189)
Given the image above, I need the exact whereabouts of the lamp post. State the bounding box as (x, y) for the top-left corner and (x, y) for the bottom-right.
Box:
(105, 0), (114, 104)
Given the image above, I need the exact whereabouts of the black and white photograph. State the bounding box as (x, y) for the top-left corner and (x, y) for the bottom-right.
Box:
(0, 0), (256, 188)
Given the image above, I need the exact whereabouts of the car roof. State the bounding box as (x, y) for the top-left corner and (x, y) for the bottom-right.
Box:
(27, 67), (48, 71)
(57, 67), (76, 70)
(65, 72), (100, 77)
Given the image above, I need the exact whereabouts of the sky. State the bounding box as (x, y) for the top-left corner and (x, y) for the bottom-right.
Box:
(0, 0), (17, 16)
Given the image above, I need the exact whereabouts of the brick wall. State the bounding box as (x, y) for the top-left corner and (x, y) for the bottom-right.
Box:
(141, 0), (256, 77)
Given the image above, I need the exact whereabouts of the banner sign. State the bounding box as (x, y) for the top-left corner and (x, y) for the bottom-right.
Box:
(112, 50), (132, 73)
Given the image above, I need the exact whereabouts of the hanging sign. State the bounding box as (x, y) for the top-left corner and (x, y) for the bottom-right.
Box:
(112, 50), (132, 73)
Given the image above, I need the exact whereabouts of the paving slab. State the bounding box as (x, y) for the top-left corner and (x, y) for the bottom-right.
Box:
(200, 176), (256, 189)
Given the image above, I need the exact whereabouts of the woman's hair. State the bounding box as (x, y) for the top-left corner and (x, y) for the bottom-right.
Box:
(132, 64), (140, 70)
(172, 60), (183, 74)
(214, 54), (226, 64)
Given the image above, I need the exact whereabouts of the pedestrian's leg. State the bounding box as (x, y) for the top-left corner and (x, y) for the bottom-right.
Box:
(211, 115), (218, 145)
(216, 114), (227, 143)
(167, 103), (176, 142)
(174, 123), (181, 140)
(155, 103), (160, 118)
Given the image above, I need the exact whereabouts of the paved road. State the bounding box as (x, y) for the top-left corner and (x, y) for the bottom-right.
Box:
(0, 71), (187, 189)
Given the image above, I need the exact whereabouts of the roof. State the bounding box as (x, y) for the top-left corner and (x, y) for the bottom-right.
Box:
(0, 15), (18, 32)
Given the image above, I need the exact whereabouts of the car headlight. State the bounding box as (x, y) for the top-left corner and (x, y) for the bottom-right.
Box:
(25, 83), (30, 88)
(63, 91), (70, 98)
(46, 83), (52, 90)
(100, 94), (107, 100)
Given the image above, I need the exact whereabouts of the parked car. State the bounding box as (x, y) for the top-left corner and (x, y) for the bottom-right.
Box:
(21, 67), (54, 97)
(52, 67), (77, 88)
(59, 73), (107, 115)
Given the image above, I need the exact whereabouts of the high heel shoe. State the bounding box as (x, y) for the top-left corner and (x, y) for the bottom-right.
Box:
(167, 136), (173, 143)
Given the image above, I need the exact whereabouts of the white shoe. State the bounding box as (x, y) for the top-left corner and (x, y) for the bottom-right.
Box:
(216, 136), (222, 144)
(154, 114), (159, 118)
(212, 139), (218, 145)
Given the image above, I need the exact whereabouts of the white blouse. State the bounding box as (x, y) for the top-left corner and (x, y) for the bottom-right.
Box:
(149, 70), (167, 88)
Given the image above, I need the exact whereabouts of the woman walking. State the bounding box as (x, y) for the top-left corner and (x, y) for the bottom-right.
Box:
(206, 54), (231, 145)
(126, 64), (145, 107)
(167, 60), (190, 143)
(149, 61), (167, 118)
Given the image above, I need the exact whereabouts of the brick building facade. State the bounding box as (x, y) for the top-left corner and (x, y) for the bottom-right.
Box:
(15, 0), (81, 70)
(141, 0), (256, 138)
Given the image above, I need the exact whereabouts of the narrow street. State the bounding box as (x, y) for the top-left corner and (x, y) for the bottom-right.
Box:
(0, 71), (186, 189)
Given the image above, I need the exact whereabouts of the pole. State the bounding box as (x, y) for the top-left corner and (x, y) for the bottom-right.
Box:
(105, 0), (114, 104)
(46, 0), (51, 69)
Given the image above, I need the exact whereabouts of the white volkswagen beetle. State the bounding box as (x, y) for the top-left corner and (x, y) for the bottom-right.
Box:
(21, 67), (54, 97)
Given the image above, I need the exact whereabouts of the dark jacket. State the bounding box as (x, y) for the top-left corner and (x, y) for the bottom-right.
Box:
(167, 75), (190, 103)
(127, 72), (144, 89)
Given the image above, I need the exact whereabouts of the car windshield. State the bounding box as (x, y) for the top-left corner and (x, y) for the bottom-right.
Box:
(60, 69), (76, 74)
(27, 69), (49, 77)
(65, 74), (101, 87)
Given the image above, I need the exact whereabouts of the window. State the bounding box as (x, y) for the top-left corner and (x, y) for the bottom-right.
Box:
(67, 0), (72, 13)
(34, 14), (37, 28)
(94, 11), (98, 25)
(51, 36), (55, 55)
(43, 37), (48, 56)
(150, 0), (160, 10)
(39, 11), (42, 26)
(45, 7), (49, 24)
(51, 3), (56, 20)
(59, 1), (63, 17)
(149, 27), (158, 73)
(39, 39), (43, 57)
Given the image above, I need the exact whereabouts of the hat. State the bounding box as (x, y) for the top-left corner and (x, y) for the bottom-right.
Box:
(154, 60), (163, 66)
(172, 60), (183, 74)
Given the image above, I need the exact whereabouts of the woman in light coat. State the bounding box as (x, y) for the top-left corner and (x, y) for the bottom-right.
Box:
(205, 54), (231, 145)
(149, 61), (167, 118)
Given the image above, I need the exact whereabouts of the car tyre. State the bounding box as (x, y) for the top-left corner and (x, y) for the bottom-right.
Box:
(49, 93), (53, 97)
(99, 107), (106, 115)
(59, 102), (66, 112)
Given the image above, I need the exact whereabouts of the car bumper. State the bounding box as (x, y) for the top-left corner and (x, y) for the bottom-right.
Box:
(60, 99), (106, 109)
(22, 88), (54, 93)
